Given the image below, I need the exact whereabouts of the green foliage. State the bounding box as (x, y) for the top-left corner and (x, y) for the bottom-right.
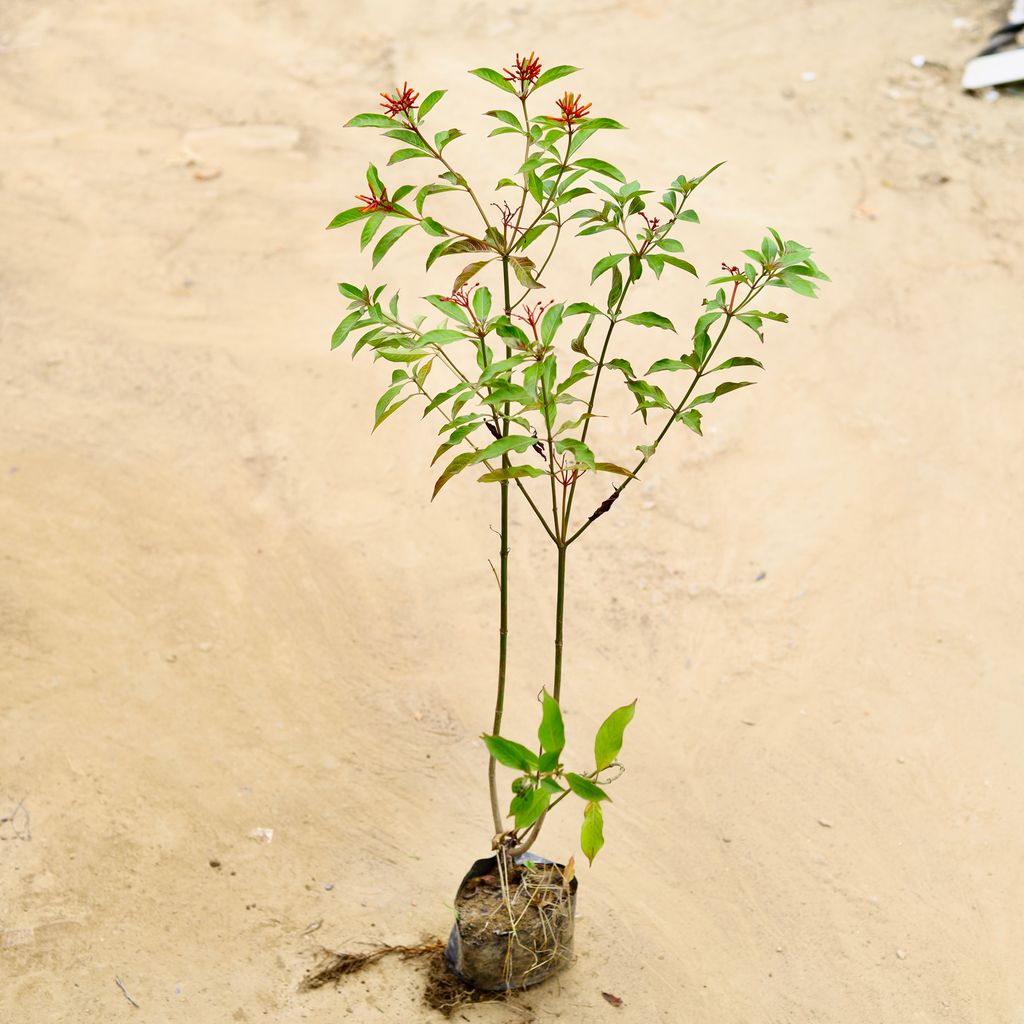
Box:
(329, 55), (828, 867)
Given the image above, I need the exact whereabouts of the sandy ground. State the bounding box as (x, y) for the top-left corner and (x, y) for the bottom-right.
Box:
(3, 1), (1024, 1021)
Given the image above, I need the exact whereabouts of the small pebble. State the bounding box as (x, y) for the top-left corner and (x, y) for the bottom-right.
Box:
(208, 859), (221, 869)
(323, 883), (335, 891)
(896, 948), (907, 960)
(910, 54), (926, 68)
(801, 70), (817, 82)
(817, 818), (833, 828)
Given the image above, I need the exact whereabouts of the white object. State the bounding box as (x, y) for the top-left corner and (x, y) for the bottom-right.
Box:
(249, 827), (274, 843)
(910, 54), (927, 68)
(800, 70), (816, 82)
(962, 47), (1024, 89)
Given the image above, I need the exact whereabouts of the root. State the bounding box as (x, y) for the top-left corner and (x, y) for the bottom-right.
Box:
(422, 950), (510, 1018)
(300, 939), (444, 990)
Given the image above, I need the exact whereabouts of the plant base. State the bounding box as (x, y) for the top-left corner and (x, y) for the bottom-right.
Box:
(444, 852), (578, 991)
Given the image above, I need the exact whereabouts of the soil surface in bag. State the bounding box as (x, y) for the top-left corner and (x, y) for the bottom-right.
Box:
(446, 855), (578, 991)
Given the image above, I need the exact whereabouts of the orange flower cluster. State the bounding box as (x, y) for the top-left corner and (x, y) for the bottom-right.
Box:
(379, 82), (420, 117)
(503, 51), (543, 86)
(355, 185), (392, 214)
(555, 91), (591, 126)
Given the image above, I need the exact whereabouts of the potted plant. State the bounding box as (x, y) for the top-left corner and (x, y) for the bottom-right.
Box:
(328, 53), (827, 993)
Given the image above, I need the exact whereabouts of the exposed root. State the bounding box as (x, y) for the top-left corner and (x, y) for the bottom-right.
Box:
(299, 939), (444, 990)
(422, 949), (510, 1018)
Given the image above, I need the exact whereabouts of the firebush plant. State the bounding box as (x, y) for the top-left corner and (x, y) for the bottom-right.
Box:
(329, 54), (827, 865)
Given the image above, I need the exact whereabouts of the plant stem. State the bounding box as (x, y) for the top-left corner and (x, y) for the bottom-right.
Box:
(487, 255), (514, 834)
(552, 540), (567, 702)
(565, 280), (767, 546)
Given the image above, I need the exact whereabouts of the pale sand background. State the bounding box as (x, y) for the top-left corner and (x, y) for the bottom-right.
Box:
(2, 1), (1023, 1021)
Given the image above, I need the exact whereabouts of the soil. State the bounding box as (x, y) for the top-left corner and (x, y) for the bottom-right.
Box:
(3, 2), (1024, 1023)
(449, 858), (577, 991)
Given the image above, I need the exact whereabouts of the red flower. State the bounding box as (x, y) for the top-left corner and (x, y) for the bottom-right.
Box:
(554, 91), (591, 127)
(379, 82), (420, 118)
(444, 284), (477, 310)
(355, 185), (392, 214)
(503, 51), (543, 88)
(513, 300), (553, 341)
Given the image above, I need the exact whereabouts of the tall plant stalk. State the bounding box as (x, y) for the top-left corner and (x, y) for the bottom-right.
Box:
(487, 256), (515, 833)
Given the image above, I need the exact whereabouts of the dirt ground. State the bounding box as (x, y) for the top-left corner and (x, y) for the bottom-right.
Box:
(3, 1), (1024, 1021)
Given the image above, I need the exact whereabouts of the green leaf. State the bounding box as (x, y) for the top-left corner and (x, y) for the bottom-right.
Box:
(693, 311), (723, 339)
(594, 700), (636, 771)
(607, 264), (623, 309)
(478, 465), (548, 483)
(565, 772), (609, 802)
(432, 451), (478, 498)
(366, 163), (385, 195)
(677, 409), (703, 435)
(540, 775), (564, 795)
(555, 438), (596, 470)
(331, 311), (363, 350)
(443, 237), (493, 256)
(476, 434), (538, 462)
(373, 383), (410, 430)
(434, 127), (463, 151)
(538, 690), (565, 756)
(453, 259), (493, 292)
(581, 801), (604, 865)
(417, 89), (446, 119)
(647, 357), (695, 374)
(327, 207), (368, 230)
(482, 734), (540, 772)
(775, 271), (819, 297)
(388, 147), (430, 165)
(622, 311), (676, 331)
(710, 356), (764, 373)
(346, 112), (396, 129)
(419, 329), (466, 346)
(425, 240), (450, 270)
(591, 252), (627, 283)
(472, 286), (492, 322)
(540, 303), (564, 346)
(513, 787), (550, 829)
(486, 108), (524, 130)
(594, 462), (635, 478)
(360, 212), (386, 251)
(469, 67), (517, 94)
(511, 256), (542, 290)
(384, 127), (428, 149)
(371, 223), (413, 267)
(534, 64), (580, 88)
(565, 301), (602, 317)
(688, 380), (755, 408)
(660, 255), (697, 276)
(574, 157), (626, 183)
(423, 295), (469, 324)
(420, 216), (447, 237)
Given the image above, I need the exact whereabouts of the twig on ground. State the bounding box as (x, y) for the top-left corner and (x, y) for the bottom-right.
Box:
(114, 977), (140, 1008)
